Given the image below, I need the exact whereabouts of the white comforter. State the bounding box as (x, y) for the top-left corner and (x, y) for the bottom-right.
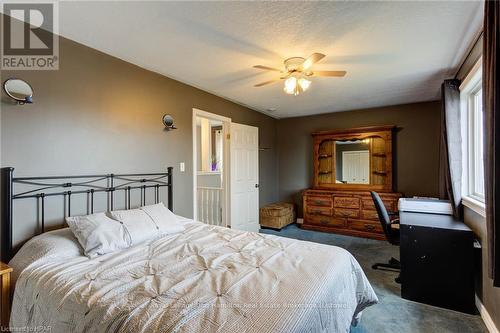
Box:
(10, 219), (377, 333)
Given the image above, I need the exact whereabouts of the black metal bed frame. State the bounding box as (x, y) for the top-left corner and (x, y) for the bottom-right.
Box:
(0, 167), (173, 263)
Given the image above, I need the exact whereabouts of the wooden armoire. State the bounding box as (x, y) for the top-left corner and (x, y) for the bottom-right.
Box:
(302, 125), (402, 240)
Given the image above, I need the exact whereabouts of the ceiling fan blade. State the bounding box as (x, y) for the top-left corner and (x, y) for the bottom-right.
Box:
(280, 72), (292, 79)
(254, 79), (280, 87)
(301, 53), (326, 70)
(253, 65), (282, 72)
(312, 70), (347, 77)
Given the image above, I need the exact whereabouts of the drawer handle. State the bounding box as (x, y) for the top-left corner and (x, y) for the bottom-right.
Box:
(320, 219), (329, 225)
(314, 200), (324, 205)
(365, 224), (375, 231)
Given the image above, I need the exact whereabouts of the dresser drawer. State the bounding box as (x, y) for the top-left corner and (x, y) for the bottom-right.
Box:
(350, 220), (383, 233)
(334, 197), (360, 209)
(306, 195), (333, 207)
(362, 198), (395, 211)
(307, 206), (333, 216)
(361, 210), (380, 220)
(306, 215), (345, 228)
(334, 208), (360, 219)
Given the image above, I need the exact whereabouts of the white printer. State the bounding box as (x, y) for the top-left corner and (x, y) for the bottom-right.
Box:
(398, 197), (453, 215)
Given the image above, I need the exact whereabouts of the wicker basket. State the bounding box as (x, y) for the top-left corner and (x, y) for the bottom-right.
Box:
(260, 203), (295, 230)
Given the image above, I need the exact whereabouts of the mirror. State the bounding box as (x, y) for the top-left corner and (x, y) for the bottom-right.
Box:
(316, 135), (389, 186)
(196, 117), (223, 173)
(210, 125), (223, 172)
(313, 126), (394, 190)
(335, 139), (370, 184)
(3, 78), (33, 104)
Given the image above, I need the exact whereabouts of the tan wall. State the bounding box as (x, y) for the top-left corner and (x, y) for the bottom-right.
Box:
(464, 208), (500, 330)
(0, 36), (278, 225)
(276, 101), (442, 209)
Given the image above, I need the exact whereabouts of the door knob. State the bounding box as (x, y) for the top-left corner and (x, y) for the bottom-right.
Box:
(255, 184), (260, 188)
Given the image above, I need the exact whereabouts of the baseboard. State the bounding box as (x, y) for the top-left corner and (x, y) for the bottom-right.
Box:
(476, 294), (500, 333)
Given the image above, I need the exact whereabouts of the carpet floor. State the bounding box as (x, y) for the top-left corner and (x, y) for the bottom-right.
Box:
(260, 223), (487, 333)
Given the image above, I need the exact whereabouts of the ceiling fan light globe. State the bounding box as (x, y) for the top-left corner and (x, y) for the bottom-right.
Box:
(284, 77), (297, 95)
(284, 85), (296, 95)
(298, 78), (311, 91)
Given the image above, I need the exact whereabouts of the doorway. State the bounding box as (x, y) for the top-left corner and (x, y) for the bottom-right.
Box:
(192, 109), (230, 227)
(192, 109), (260, 231)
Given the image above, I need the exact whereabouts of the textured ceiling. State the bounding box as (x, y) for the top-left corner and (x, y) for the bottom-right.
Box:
(53, 2), (482, 117)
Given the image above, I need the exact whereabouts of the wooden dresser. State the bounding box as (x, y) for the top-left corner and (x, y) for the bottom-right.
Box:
(302, 126), (402, 240)
(303, 189), (401, 240)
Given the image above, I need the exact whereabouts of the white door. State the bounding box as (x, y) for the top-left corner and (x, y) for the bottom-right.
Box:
(342, 151), (370, 184)
(342, 152), (356, 183)
(230, 123), (259, 232)
(359, 151), (370, 184)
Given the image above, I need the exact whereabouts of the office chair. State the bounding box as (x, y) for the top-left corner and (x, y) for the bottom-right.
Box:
(370, 191), (401, 283)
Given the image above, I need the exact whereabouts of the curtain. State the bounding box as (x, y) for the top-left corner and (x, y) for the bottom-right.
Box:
(439, 79), (462, 219)
(484, 0), (500, 287)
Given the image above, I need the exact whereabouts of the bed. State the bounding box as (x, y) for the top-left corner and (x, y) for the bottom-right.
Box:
(1, 167), (378, 333)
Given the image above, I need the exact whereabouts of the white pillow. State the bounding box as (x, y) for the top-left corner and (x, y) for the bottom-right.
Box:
(141, 203), (185, 234)
(66, 213), (130, 258)
(108, 208), (158, 244)
(109, 203), (184, 245)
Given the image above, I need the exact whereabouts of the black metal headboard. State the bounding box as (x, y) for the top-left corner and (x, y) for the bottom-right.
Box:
(0, 167), (173, 262)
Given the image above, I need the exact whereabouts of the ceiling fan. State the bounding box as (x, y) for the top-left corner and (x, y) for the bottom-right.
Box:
(253, 53), (346, 96)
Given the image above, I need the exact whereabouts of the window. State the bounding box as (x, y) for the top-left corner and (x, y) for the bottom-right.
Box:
(460, 59), (485, 210)
(468, 85), (484, 200)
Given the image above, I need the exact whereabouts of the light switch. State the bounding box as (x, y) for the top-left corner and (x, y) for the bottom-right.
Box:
(180, 162), (185, 172)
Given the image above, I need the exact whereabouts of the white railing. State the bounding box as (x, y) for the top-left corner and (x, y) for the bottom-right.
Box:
(197, 187), (224, 226)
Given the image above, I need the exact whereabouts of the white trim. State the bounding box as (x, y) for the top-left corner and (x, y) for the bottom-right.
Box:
(462, 197), (486, 217)
(192, 108), (231, 226)
(197, 171), (221, 176)
(460, 57), (485, 208)
(192, 108), (231, 123)
(197, 186), (223, 190)
(476, 294), (500, 333)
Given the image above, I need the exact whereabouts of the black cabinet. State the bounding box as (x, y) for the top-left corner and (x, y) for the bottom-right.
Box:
(400, 212), (476, 314)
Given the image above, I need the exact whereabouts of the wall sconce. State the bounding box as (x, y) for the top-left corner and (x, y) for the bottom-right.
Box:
(3, 78), (33, 104)
(162, 114), (177, 131)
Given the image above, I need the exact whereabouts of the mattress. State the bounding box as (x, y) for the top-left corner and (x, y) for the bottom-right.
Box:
(9, 217), (378, 333)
